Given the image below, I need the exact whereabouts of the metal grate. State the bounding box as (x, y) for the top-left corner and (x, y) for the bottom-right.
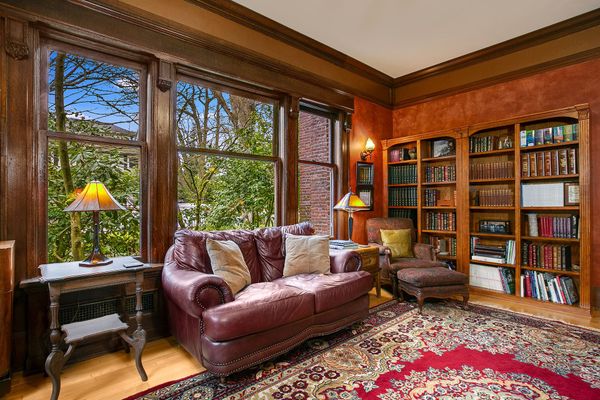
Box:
(58, 291), (156, 325)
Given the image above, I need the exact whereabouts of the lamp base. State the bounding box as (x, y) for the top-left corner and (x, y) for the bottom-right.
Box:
(79, 251), (112, 267)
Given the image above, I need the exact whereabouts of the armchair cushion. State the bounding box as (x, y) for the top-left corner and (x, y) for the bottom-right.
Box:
(380, 229), (414, 258)
(202, 283), (313, 341)
(206, 239), (252, 295)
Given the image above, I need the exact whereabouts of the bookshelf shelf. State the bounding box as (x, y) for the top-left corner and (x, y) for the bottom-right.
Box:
(422, 181), (456, 186)
(388, 206), (417, 209)
(521, 206), (579, 211)
(383, 105), (590, 315)
(388, 183), (418, 187)
(469, 259), (516, 268)
(470, 206), (515, 210)
(422, 229), (456, 235)
(388, 160), (417, 165)
(521, 266), (580, 276)
(520, 141), (579, 152)
(521, 236), (579, 243)
(421, 155), (456, 162)
(470, 232), (514, 239)
(521, 174), (578, 181)
(469, 148), (514, 158)
(469, 178), (515, 184)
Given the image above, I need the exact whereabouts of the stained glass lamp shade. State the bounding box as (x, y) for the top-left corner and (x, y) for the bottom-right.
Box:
(334, 191), (369, 241)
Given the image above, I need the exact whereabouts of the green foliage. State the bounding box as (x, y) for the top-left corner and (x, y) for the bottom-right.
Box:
(47, 139), (140, 263)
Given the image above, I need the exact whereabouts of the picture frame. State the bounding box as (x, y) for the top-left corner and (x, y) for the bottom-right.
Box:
(564, 182), (580, 206)
(357, 186), (373, 210)
(431, 139), (455, 157)
(356, 162), (374, 185)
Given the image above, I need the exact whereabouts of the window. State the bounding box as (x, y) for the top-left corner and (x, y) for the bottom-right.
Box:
(176, 78), (278, 230)
(43, 43), (145, 263)
(298, 105), (336, 236)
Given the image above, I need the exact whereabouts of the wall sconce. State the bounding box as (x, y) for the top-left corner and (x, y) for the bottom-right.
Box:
(360, 137), (375, 161)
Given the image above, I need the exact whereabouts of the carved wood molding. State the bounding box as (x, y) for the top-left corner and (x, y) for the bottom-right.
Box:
(157, 60), (174, 92)
(4, 17), (29, 60)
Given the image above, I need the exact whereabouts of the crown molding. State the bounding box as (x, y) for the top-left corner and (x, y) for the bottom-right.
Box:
(187, 0), (394, 86)
(393, 8), (600, 87)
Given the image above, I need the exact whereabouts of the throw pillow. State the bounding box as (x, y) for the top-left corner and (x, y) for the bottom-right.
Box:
(283, 234), (331, 277)
(206, 239), (252, 295)
(380, 229), (414, 258)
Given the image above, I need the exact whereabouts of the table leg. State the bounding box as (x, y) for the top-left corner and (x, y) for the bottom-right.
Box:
(375, 272), (381, 298)
(45, 285), (64, 400)
(133, 272), (147, 381)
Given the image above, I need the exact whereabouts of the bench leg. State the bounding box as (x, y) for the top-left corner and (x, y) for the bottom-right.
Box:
(391, 274), (399, 299)
(462, 292), (469, 308)
(416, 295), (425, 314)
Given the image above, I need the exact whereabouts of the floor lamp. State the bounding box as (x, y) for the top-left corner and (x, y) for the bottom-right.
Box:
(334, 190), (369, 241)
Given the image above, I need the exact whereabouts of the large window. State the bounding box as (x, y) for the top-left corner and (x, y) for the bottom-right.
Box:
(43, 43), (145, 263)
(298, 105), (336, 236)
(176, 78), (277, 230)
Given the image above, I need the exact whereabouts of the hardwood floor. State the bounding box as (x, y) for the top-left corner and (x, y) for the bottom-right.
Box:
(6, 288), (598, 400)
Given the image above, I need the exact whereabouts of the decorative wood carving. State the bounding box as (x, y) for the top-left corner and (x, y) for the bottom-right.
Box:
(156, 79), (171, 92)
(157, 60), (173, 92)
(4, 18), (29, 61)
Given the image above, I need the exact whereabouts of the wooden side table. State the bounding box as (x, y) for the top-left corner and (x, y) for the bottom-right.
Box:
(331, 246), (381, 297)
(38, 257), (149, 400)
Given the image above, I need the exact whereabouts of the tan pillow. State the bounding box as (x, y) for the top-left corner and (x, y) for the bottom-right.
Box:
(283, 234), (330, 277)
(380, 229), (414, 258)
(206, 239), (252, 295)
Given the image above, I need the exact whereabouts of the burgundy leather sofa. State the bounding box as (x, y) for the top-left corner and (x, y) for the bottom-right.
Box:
(162, 222), (372, 377)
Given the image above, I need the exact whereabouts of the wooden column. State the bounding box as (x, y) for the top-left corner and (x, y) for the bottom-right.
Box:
(0, 241), (15, 396)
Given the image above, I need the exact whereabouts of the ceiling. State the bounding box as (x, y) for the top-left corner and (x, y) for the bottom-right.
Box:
(233, 0), (600, 78)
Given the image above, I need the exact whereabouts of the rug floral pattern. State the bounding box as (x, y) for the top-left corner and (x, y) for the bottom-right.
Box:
(128, 301), (600, 400)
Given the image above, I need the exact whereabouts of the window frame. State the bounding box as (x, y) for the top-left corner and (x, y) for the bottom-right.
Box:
(297, 102), (339, 237)
(37, 38), (150, 263)
(174, 72), (282, 230)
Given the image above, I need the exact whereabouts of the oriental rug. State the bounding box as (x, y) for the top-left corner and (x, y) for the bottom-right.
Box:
(126, 301), (600, 399)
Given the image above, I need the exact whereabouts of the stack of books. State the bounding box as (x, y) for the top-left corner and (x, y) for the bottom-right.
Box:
(471, 239), (515, 264)
(469, 264), (515, 294)
(425, 212), (456, 231)
(521, 271), (578, 305)
(526, 214), (579, 238)
(329, 240), (358, 250)
(473, 189), (514, 207)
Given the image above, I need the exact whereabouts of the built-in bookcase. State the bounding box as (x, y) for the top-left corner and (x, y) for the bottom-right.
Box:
(383, 104), (591, 316)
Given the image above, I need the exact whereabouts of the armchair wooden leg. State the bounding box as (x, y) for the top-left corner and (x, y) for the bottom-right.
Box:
(417, 295), (424, 314)
(462, 293), (469, 308)
(391, 274), (399, 299)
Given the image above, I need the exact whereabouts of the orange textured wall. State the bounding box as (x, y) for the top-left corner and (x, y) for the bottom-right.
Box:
(392, 57), (600, 304)
(349, 97), (392, 244)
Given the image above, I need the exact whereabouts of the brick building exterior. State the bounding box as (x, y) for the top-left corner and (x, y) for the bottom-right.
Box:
(298, 111), (332, 235)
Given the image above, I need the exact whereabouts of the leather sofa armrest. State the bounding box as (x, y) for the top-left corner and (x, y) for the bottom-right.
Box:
(368, 242), (391, 256)
(329, 250), (362, 273)
(413, 242), (437, 261)
(162, 261), (234, 319)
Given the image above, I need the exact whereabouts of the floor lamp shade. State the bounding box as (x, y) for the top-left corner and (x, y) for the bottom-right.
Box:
(334, 191), (369, 241)
(64, 181), (126, 266)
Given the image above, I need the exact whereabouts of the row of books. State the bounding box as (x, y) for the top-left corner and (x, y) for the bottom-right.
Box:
(521, 148), (577, 178)
(470, 161), (514, 180)
(388, 147), (414, 162)
(425, 212), (456, 231)
(521, 271), (578, 305)
(521, 242), (572, 271)
(427, 236), (457, 256)
(519, 124), (578, 147)
(423, 189), (441, 207)
(471, 239), (516, 264)
(526, 214), (579, 238)
(388, 208), (417, 221)
(389, 187), (417, 206)
(469, 264), (515, 294)
(388, 164), (417, 184)
(472, 189), (514, 207)
(469, 135), (513, 153)
(424, 165), (456, 183)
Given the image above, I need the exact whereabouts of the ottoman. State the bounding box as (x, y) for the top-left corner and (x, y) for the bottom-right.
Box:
(397, 267), (469, 313)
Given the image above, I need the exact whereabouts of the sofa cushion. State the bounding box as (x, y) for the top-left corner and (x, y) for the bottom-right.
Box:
(202, 283), (314, 341)
(206, 239), (251, 295)
(283, 234), (330, 277)
(173, 229), (262, 283)
(276, 271), (372, 313)
(397, 267), (468, 288)
(254, 222), (315, 282)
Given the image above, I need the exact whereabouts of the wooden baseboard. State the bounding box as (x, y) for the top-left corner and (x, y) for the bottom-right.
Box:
(0, 372), (11, 397)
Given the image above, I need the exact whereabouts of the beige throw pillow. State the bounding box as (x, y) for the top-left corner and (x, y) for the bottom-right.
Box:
(283, 234), (331, 277)
(206, 239), (252, 295)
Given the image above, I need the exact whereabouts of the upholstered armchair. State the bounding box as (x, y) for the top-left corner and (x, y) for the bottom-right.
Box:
(366, 217), (446, 297)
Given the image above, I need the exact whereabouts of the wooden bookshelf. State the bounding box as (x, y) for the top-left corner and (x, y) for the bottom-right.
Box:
(382, 104), (590, 315)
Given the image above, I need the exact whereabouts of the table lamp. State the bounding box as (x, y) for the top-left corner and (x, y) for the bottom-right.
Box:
(64, 181), (126, 266)
(334, 190), (369, 241)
